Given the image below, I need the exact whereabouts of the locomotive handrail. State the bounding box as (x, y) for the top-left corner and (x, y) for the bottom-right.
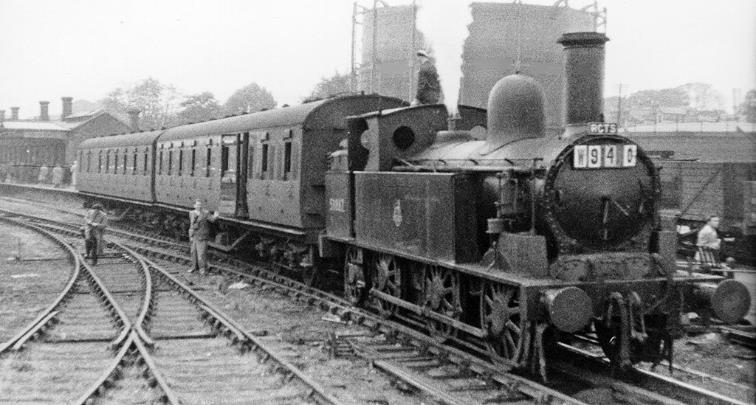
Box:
(392, 164), (542, 174)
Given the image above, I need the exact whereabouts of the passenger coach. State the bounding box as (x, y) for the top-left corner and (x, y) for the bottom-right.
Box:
(77, 94), (405, 276)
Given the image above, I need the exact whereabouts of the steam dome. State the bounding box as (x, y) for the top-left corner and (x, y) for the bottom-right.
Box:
(486, 74), (545, 144)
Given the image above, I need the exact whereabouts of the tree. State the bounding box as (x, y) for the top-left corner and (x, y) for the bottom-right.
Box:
(305, 72), (351, 102)
(739, 89), (756, 122)
(625, 88), (689, 110)
(678, 83), (724, 111)
(101, 77), (181, 129)
(224, 83), (276, 115)
(177, 92), (223, 125)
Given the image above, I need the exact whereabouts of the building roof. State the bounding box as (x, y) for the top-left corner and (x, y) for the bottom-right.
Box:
(0, 109), (126, 136)
(0, 121), (70, 131)
(62, 109), (104, 121)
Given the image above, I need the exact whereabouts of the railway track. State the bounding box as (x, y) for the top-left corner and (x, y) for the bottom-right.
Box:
(2, 203), (752, 405)
(0, 217), (136, 403)
(0, 213), (342, 404)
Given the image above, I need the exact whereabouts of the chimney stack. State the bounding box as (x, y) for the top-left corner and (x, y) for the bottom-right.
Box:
(127, 108), (140, 131)
(557, 32), (609, 132)
(39, 101), (50, 121)
(11, 107), (19, 120)
(61, 97), (73, 119)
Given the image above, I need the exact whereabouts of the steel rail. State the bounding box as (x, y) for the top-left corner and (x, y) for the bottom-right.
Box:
(109, 241), (157, 347)
(557, 343), (751, 405)
(71, 332), (138, 405)
(9, 208), (748, 405)
(77, 256), (132, 349)
(143, 257), (345, 405)
(128, 243), (586, 405)
(0, 216), (80, 354)
(131, 330), (183, 405)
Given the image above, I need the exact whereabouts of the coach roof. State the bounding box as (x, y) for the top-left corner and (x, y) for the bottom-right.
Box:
(78, 130), (165, 149)
(158, 94), (399, 142)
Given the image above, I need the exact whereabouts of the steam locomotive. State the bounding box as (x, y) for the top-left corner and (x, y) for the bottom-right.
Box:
(76, 32), (751, 373)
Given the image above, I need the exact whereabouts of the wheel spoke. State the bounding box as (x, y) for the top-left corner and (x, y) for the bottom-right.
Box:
(506, 320), (521, 335)
(505, 330), (517, 352)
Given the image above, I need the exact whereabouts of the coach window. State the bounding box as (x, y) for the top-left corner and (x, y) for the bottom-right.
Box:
(205, 140), (212, 177)
(178, 143), (184, 176)
(261, 143), (269, 179)
(190, 145), (196, 176)
(86, 151), (92, 172)
(106, 150), (111, 173)
(283, 141), (292, 180)
(123, 150), (128, 174)
(220, 140), (229, 176)
(247, 141), (255, 179)
(158, 147), (163, 175)
(143, 148), (149, 175)
(98, 151), (102, 173)
(132, 148), (138, 175)
(167, 145), (173, 176)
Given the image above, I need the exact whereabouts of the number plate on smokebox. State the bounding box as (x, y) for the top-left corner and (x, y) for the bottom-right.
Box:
(573, 144), (636, 169)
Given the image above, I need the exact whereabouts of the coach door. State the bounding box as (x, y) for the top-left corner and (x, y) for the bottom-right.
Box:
(219, 134), (249, 218)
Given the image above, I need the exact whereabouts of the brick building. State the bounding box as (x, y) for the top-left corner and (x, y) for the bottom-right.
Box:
(0, 97), (133, 183)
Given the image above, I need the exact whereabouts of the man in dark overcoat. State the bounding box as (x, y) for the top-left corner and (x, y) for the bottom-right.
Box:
(189, 199), (219, 275)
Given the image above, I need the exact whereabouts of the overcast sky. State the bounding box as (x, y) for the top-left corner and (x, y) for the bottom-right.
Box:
(1, 0), (753, 118)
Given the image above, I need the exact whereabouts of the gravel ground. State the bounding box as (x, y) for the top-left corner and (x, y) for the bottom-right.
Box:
(166, 267), (429, 404)
(0, 222), (74, 343)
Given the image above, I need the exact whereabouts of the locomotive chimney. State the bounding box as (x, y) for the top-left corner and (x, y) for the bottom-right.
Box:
(61, 97), (73, 119)
(127, 107), (140, 131)
(39, 101), (50, 121)
(11, 107), (19, 120)
(558, 32), (609, 137)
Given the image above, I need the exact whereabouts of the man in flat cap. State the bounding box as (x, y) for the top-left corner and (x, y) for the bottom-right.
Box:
(413, 50), (441, 105)
(84, 203), (108, 265)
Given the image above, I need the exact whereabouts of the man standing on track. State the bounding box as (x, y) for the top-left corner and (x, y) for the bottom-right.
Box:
(189, 199), (219, 275)
(84, 203), (108, 265)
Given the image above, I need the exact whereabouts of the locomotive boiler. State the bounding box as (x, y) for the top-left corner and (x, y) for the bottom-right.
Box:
(322, 32), (751, 373)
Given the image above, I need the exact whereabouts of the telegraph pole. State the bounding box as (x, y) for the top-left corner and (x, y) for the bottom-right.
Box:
(617, 83), (623, 126)
(371, 0), (378, 93)
(351, 2), (357, 92)
(408, 0), (417, 102)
